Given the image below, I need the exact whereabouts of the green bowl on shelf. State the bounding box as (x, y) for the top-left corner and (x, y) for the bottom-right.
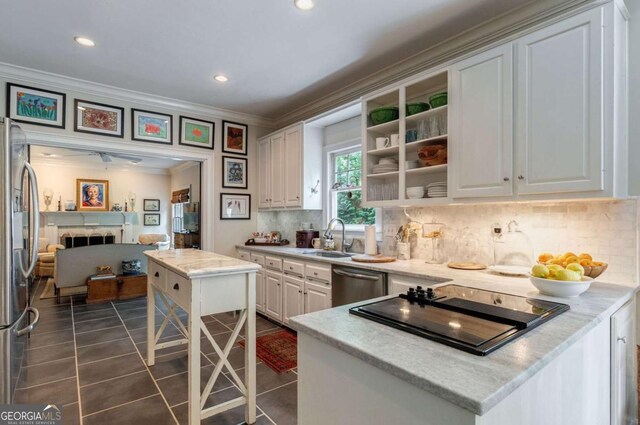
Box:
(429, 92), (448, 108)
(406, 102), (431, 116)
(369, 107), (399, 126)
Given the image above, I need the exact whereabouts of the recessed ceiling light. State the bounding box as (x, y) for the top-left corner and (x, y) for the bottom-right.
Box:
(74, 36), (95, 47)
(294, 0), (314, 10)
(213, 74), (229, 83)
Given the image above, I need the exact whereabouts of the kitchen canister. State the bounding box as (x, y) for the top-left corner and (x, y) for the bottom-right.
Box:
(397, 242), (410, 260)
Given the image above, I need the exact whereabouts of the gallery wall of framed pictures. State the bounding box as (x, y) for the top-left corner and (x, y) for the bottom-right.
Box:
(4, 81), (250, 155)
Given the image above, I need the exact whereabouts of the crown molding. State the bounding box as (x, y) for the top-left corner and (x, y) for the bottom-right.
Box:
(0, 62), (275, 128)
(275, 0), (604, 127)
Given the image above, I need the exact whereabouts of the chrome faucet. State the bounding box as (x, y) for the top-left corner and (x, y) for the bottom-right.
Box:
(324, 218), (351, 252)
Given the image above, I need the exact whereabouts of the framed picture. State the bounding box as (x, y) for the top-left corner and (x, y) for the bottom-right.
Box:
(143, 199), (160, 211)
(131, 109), (172, 144)
(76, 179), (109, 212)
(74, 99), (124, 137)
(179, 116), (214, 150)
(220, 193), (251, 220)
(222, 121), (248, 155)
(222, 156), (247, 189)
(144, 214), (161, 226)
(6, 83), (66, 128)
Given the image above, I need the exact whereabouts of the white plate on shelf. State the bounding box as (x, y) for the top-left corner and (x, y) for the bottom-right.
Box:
(488, 265), (530, 277)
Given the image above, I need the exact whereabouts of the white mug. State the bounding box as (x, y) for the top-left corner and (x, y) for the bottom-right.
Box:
(312, 238), (323, 249)
(390, 133), (399, 146)
(375, 137), (390, 150)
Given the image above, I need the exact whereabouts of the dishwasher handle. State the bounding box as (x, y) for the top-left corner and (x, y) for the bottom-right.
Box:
(333, 268), (380, 281)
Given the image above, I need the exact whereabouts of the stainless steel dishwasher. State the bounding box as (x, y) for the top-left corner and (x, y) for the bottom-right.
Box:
(331, 266), (387, 307)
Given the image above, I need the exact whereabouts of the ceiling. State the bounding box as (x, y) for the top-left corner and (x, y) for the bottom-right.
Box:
(1, 0), (530, 119)
(30, 146), (190, 172)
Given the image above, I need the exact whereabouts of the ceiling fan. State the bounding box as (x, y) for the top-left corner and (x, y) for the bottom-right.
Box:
(65, 149), (143, 164)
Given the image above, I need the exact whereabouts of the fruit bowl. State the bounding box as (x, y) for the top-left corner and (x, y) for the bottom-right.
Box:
(529, 274), (593, 298)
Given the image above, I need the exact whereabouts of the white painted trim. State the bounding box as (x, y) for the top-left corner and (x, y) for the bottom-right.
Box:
(30, 158), (171, 176)
(169, 161), (200, 175)
(0, 62), (274, 128)
(275, 0), (612, 127)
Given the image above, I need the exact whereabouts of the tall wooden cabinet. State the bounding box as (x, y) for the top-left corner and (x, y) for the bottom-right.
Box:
(257, 123), (322, 210)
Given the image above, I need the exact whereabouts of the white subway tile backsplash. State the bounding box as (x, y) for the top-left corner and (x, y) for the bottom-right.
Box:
(383, 199), (639, 285)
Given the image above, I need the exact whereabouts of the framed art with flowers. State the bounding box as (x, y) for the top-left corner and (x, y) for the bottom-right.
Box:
(179, 116), (214, 149)
(7, 83), (66, 128)
(74, 99), (124, 137)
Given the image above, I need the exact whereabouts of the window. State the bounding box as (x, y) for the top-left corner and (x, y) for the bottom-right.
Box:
(329, 149), (375, 230)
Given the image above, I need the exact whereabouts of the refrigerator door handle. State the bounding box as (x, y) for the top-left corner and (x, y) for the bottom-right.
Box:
(19, 162), (40, 278)
(15, 306), (39, 336)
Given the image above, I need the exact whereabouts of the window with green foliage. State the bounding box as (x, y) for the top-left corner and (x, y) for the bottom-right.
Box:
(331, 150), (375, 227)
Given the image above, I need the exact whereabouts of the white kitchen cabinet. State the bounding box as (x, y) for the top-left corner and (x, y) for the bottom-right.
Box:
(283, 274), (305, 324)
(515, 7), (605, 195)
(270, 132), (285, 208)
(255, 270), (265, 313)
(265, 270), (283, 322)
(304, 280), (332, 314)
(450, 43), (513, 198)
(611, 298), (637, 425)
(284, 126), (302, 207)
(257, 123), (322, 210)
(257, 138), (271, 208)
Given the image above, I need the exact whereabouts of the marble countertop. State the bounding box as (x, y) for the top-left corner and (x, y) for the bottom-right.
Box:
(145, 249), (261, 279)
(237, 245), (638, 415)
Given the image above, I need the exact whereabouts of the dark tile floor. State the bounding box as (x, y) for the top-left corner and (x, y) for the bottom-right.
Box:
(17, 279), (298, 425)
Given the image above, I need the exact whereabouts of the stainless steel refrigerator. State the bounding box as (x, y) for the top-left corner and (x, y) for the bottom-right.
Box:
(0, 117), (40, 403)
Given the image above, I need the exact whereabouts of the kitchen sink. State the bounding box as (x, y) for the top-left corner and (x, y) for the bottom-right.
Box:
(302, 251), (355, 258)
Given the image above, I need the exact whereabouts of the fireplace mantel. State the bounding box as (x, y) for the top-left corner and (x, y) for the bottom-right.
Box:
(39, 211), (138, 244)
(40, 211), (137, 226)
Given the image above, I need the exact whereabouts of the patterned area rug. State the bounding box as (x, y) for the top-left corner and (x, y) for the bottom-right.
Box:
(240, 330), (297, 373)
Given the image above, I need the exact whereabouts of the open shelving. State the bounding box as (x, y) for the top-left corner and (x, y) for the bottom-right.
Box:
(362, 70), (450, 206)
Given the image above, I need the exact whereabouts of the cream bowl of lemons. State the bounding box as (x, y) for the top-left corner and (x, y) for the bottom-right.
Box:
(529, 263), (593, 297)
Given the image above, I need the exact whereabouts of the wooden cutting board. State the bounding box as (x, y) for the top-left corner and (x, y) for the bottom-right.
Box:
(351, 254), (396, 263)
(447, 262), (487, 270)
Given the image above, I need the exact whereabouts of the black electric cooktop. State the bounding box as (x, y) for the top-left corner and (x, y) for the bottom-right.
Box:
(349, 284), (569, 356)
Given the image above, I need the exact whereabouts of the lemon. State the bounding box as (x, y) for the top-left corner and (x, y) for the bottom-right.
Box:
(531, 264), (550, 278)
(555, 269), (581, 281)
(547, 264), (564, 278)
(566, 263), (585, 277)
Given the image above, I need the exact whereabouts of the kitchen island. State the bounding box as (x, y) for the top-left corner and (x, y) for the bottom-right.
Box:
(289, 274), (637, 425)
(144, 249), (261, 425)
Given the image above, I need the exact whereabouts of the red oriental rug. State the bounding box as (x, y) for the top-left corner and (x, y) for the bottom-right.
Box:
(239, 330), (297, 373)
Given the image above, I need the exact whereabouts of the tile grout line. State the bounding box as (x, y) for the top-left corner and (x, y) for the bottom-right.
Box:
(78, 368), (147, 388)
(70, 296), (84, 425)
(20, 355), (76, 369)
(15, 375), (77, 391)
(82, 393), (159, 419)
(111, 301), (180, 425)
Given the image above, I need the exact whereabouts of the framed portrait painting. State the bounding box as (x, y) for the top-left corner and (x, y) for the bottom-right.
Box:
(74, 99), (124, 137)
(220, 193), (251, 220)
(7, 83), (66, 128)
(76, 179), (109, 212)
(179, 116), (214, 149)
(222, 121), (247, 155)
(144, 214), (161, 226)
(132, 109), (172, 144)
(222, 156), (247, 189)
(143, 199), (160, 211)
